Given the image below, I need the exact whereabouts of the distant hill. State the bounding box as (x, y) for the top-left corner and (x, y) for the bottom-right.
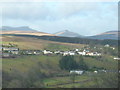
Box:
(54, 30), (83, 37)
(1, 26), (38, 32)
(88, 31), (119, 40)
(1, 26), (119, 40)
(1, 26), (55, 36)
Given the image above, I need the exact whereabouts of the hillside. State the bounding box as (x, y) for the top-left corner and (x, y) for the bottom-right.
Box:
(1, 26), (38, 32)
(88, 31), (119, 40)
(54, 30), (119, 40)
(2, 35), (118, 88)
(1, 26), (119, 40)
(1, 26), (55, 36)
(54, 30), (82, 37)
(1, 35), (85, 50)
(4, 34), (118, 47)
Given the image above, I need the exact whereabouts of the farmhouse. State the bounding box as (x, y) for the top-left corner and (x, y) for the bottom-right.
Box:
(63, 51), (69, 56)
(77, 51), (86, 55)
(87, 52), (101, 56)
(54, 51), (60, 54)
(70, 70), (84, 75)
(10, 50), (19, 54)
(22, 50), (32, 55)
(2, 47), (19, 55)
(69, 51), (75, 56)
(21, 50), (41, 55)
(104, 44), (110, 47)
(113, 57), (120, 60)
(62, 51), (75, 56)
(2, 47), (19, 51)
(94, 71), (98, 73)
(33, 50), (41, 55)
(75, 49), (79, 52)
(43, 50), (53, 55)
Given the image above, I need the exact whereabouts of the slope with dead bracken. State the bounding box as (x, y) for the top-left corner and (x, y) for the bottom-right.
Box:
(1, 35), (85, 50)
(1, 30), (55, 36)
(0, 26), (55, 36)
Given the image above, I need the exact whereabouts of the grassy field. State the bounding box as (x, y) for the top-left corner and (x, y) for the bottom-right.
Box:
(2, 54), (118, 88)
(1, 35), (118, 88)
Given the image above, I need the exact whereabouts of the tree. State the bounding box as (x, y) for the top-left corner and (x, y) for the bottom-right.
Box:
(59, 56), (78, 71)
(78, 56), (88, 70)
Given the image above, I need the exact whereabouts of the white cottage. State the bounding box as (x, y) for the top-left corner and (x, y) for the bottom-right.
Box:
(43, 50), (53, 55)
(70, 70), (83, 75)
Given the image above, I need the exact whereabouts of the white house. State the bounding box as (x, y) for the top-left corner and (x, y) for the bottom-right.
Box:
(75, 49), (79, 52)
(69, 51), (75, 56)
(33, 51), (40, 55)
(78, 51), (86, 56)
(63, 51), (69, 56)
(2, 47), (19, 51)
(104, 44), (110, 47)
(43, 50), (53, 55)
(92, 52), (101, 56)
(70, 70), (83, 75)
(86, 52), (94, 56)
(94, 71), (98, 73)
(78, 52), (83, 55)
(114, 57), (120, 60)
(10, 50), (19, 54)
(54, 51), (60, 54)
(101, 70), (107, 73)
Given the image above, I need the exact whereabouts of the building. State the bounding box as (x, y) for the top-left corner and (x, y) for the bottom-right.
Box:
(114, 57), (120, 60)
(104, 44), (110, 47)
(43, 50), (53, 55)
(63, 51), (69, 56)
(70, 70), (84, 75)
(2, 47), (19, 51)
(10, 50), (19, 54)
(94, 71), (98, 73)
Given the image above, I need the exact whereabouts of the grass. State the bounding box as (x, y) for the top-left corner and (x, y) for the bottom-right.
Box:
(43, 74), (90, 86)
(1, 35), (118, 88)
(2, 55), (60, 74)
(83, 55), (118, 70)
(1, 36), (85, 50)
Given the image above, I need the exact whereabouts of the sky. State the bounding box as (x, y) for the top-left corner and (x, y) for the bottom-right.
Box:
(0, 0), (118, 36)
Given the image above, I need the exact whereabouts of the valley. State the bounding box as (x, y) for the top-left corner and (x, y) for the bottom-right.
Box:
(1, 34), (119, 88)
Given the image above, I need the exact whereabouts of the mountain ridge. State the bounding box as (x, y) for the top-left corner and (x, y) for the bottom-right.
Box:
(88, 30), (119, 40)
(1, 26), (55, 36)
(1, 26), (39, 32)
(1, 26), (119, 40)
(54, 30), (83, 37)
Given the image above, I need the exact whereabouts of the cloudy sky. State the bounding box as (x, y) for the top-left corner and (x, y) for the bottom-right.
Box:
(0, 0), (118, 36)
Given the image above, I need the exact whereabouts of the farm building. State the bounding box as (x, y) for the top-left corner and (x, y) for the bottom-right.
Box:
(70, 70), (84, 75)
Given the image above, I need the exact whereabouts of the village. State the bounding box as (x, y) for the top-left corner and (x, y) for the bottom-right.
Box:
(1, 44), (102, 58)
(1, 43), (119, 88)
(1, 45), (119, 75)
(1, 43), (120, 61)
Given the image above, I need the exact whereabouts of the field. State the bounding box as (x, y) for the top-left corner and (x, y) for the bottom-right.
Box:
(1, 36), (85, 50)
(1, 35), (118, 88)
(2, 54), (118, 88)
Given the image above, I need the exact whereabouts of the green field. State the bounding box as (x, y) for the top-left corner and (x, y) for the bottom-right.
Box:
(2, 35), (118, 88)
(2, 54), (118, 88)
